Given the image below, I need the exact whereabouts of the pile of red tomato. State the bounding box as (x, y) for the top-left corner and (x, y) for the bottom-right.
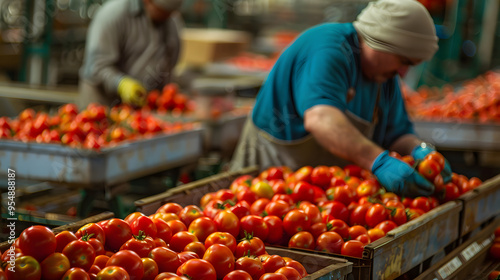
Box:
(0, 210), (310, 280)
(0, 103), (194, 150)
(194, 152), (482, 259)
(402, 71), (500, 123)
(145, 83), (194, 114)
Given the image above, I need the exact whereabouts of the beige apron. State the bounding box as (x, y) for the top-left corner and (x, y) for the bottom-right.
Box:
(229, 86), (381, 172)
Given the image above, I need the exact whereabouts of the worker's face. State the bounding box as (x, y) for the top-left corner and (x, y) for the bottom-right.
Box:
(360, 45), (422, 83)
(144, 0), (174, 23)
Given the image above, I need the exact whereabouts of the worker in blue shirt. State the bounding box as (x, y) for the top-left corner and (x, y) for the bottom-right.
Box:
(79, 0), (183, 108)
(230, 0), (452, 197)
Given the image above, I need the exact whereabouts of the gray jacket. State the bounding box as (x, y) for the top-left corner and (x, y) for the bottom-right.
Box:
(79, 0), (181, 107)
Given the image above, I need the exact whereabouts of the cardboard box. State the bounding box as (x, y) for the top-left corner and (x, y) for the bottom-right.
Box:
(179, 28), (250, 66)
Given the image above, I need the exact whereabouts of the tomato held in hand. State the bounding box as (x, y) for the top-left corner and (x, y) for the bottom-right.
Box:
(418, 158), (442, 181)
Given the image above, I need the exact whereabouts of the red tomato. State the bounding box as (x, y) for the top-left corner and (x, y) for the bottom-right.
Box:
(348, 225), (368, 240)
(282, 209), (311, 236)
(142, 257), (159, 280)
(282, 260), (307, 278)
(250, 198), (271, 216)
(261, 167), (285, 181)
(149, 247), (181, 273)
(214, 210), (241, 237)
(156, 203), (183, 215)
(100, 218), (133, 251)
(275, 266), (302, 280)
(169, 231), (199, 253)
(490, 243), (500, 259)
(183, 241), (206, 258)
(341, 240), (365, 258)
(203, 244), (235, 279)
(265, 200), (291, 219)
(298, 202), (323, 224)
(468, 177), (482, 189)
(18, 226), (57, 262)
(410, 197), (431, 213)
(389, 207), (408, 226)
(230, 200), (252, 220)
(488, 271), (500, 280)
(223, 270), (253, 280)
(106, 250), (144, 280)
(367, 228), (386, 242)
(177, 251), (199, 265)
(93, 255), (110, 269)
(315, 232), (344, 254)
(96, 266), (130, 280)
(152, 218), (173, 244)
(418, 158), (442, 181)
(344, 164), (363, 178)
(365, 204), (389, 228)
(310, 165), (333, 189)
(40, 252), (70, 280)
(166, 220), (187, 235)
(288, 231), (315, 250)
(271, 194), (295, 206)
(330, 166), (346, 178)
(259, 273), (288, 280)
(61, 267), (90, 280)
(425, 151), (445, 170)
(349, 203), (372, 226)
(63, 240), (96, 271)
(131, 216), (157, 238)
(55, 230), (78, 253)
(124, 212), (145, 225)
(270, 180), (289, 195)
(178, 205), (205, 227)
(292, 166), (313, 183)
(327, 219), (350, 239)
(375, 220), (398, 234)
(260, 255), (286, 273)
(321, 201), (349, 222)
(154, 272), (186, 280)
(292, 181), (316, 203)
(235, 235), (266, 259)
(237, 188), (259, 205)
(205, 232), (237, 253)
(76, 223), (106, 245)
(310, 222), (328, 239)
(5, 256), (41, 280)
(356, 234), (372, 245)
(188, 217), (217, 243)
(356, 180), (378, 198)
(120, 235), (155, 258)
(176, 259), (217, 280)
(240, 215), (269, 241)
(235, 256), (265, 280)
(443, 182), (461, 202)
(401, 155), (415, 166)
(326, 185), (355, 206)
(385, 200), (405, 209)
(380, 192), (399, 204)
(263, 216), (284, 244)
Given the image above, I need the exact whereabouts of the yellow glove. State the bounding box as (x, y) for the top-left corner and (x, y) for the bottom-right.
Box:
(117, 77), (147, 106)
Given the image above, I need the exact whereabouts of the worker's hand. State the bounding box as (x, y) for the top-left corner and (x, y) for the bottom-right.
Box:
(412, 142), (452, 183)
(117, 77), (147, 106)
(372, 150), (435, 197)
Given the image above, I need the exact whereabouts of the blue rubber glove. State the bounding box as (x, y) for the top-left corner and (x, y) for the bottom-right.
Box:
(372, 151), (435, 197)
(412, 143), (452, 183)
